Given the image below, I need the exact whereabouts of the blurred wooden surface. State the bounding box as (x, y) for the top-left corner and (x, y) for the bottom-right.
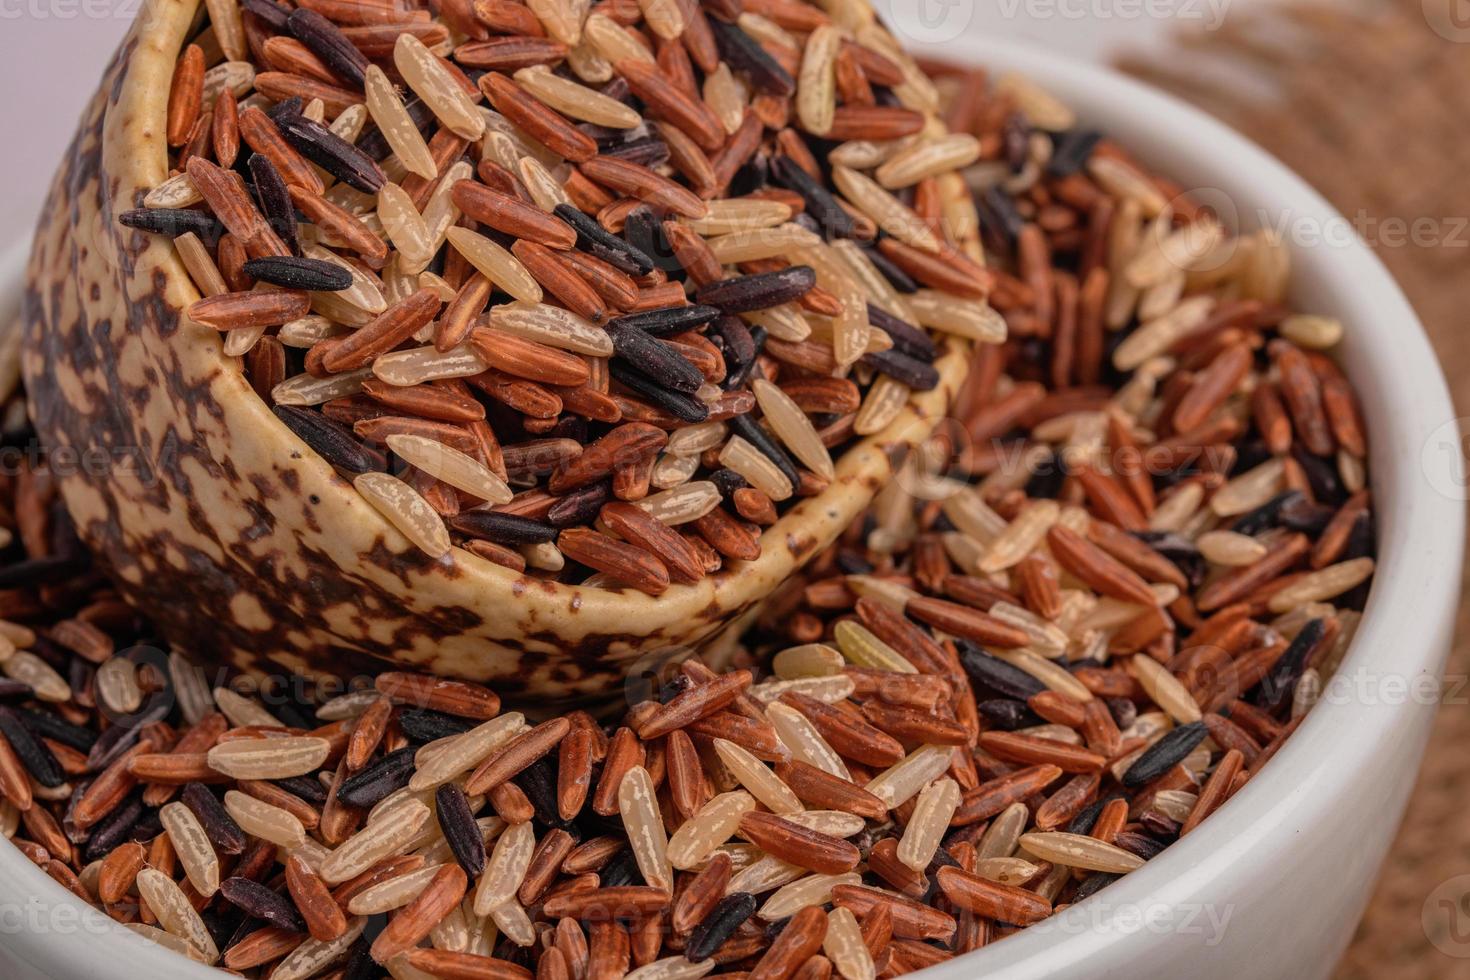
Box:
(1121, 2), (1470, 976)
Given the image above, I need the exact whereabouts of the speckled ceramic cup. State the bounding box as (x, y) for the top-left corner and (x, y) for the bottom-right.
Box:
(20, 0), (969, 698)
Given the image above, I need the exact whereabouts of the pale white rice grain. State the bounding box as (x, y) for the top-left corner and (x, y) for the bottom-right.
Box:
(750, 379), (835, 479)
(1196, 529), (1268, 566)
(832, 165), (939, 253)
(207, 736), (331, 780)
(1150, 481), (1203, 533)
(169, 651), (215, 726)
(160, 802), (221, 897)
(1209, 458), (1285, 517)
(124, 923), (213, 964)
(896, 778), (960, 872)
(747, 674), (856, 704)
(974, 856), (1040, 885)
(667, 790), (756, 870)
(875, 134), (982, 190)
(514, 65), (641, 128)
(766, 703), (849, 779)
(712, 739), (801, 814)
(319, 799), (432, 884)
(447, 228), (543, 303)
(272, 918), (367, 980)
(782, 810), (865, 838)
(976, 802), (1029, 860)
(3, 652), (69, 701)
(410, 713), (526, 791)
(626, 956), (717, 980)
(684, 200), (792, 236)
(759, 872), (862, 921)
(980, 500), (1060, 573)
(795, 25), (840, 135)
(852, 374), (909, 436)
(706, 224), (823, 263)
(147, 171), (202, 210)
(490, 302), (614, 356)
(1267, 557), (1375, 613)
(727, 855), (806, 896)
(518, 157), (573, 212)
(718, 436), (794, 501)
(1111, 296), (1214, 371)
(394, 34), (484, 140)
(272, 367), (374, 407)
(988, 602), (1070, 659)
(96, 656), (143, 714)
(772, 644), (845, 680)
(703, 62), (748, 135)
(365, 65), (438, 180)
(377, 182), (435, 270)
(373, 344), (490, 386)
(224, 790), (306, 848)
(353, 472), (452, 558)
(990, 649), (1094, 702)
(790, 245), (871, 366)
(279, 315), (347, 348)
(619, 765), (674, 892)
(865, 744), (952, 809)
(666, 421), (729, 459)
(1279, 313), (1343, 349)
(1018, 831), (1145, 873)
(203, 0), (246, 61)
(823, 906), (875, 980)
(474, 819), (534, 914)
(387, 434), (513, 505)
(583, 12), (653, 63)
(906, 291), (1006, 343)
(832, 620), (915, 674)
(137, 868), (220, 963)
(492, 900), (536, 946)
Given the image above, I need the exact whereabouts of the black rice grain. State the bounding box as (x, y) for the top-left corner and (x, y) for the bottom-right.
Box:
(687, 892), (758, 962)
(607, 305), (723, 338)
(119, 208), (222, 243)
(275, 406), (385, 475)
(183, 781), (248, 855)
(243, 256), (354, 292)
(709, 19), (795, 96)
(554, 204), (655, 275)
(1121, 721), (1208, 788)
(334, 746), (416, 808)
(960, 646), (1047, 701)
(247, 153), (301, 256)
(285, 9), (370, 87)
(275, 110), (389, 194)
(447, 511), (558, 545)
(609, 363), (711, 423)
(435, 782), (486, 877)
(696, 266), (817, 314)
(219, 876), (307, 932)
(0, 707), (63, 788)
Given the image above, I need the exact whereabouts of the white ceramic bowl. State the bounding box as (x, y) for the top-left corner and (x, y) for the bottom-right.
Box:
(0, 31), (1462, 980)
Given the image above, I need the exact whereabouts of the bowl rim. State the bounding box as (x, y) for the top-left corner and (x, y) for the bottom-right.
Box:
(0, 28), (1464, 980)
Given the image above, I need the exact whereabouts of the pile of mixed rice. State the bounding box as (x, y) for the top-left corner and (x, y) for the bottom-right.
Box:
(1, 0), (1378, 976)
